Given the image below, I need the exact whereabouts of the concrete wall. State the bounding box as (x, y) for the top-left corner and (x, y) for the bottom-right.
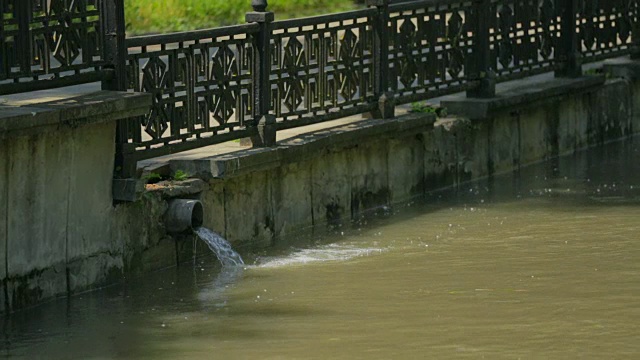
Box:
(0, 91), (151, 313)
(190, 77), (637, 250)
(430, 77), (635, 187)
(2, 69), (640, 313)
(0, 141), (7, 314)
(0, 122), (118, 309)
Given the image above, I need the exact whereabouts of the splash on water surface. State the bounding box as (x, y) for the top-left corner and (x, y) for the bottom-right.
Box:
(257, 243), (385, 268)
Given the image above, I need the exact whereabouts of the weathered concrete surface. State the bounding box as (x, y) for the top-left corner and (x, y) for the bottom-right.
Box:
(349, 143), (390, 217)
(597, 80), (633, 141)
(145, 179), (208, 198)
(200, 181), (225, 235)
(223, 170), (274, 249)
(66, 122), (122, 292)
(3, 122), (127, 307)
(518, 106), (551, 165)
(0, 89), (151, 312)
(489, 112), (522, 174)
(6, 133), (68, 309)
(0, 91), (150, 140)
(434, 76), (634, 179)
(0, 141), (7, 313)
(455, 118), (491, 182)
(424, 117), (491, 190)
(5, 62), (640, 313)
(178, 114), (437, 245)
(311, 150), (352, 227)
(113, 194), (172, 276)
(604, 57), (640, 82)
(423, 119), (458, 190)
(186, 73), (640, 249)
(633, 82), (640, 134)
(171, 114), (437, 181)
(441, 75), (606, 120)
(388, 135), (425, 203)
(557, 95), (583, 153)
(271, 162), (313, 238)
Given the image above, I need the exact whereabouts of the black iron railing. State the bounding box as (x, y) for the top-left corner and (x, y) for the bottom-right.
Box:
(270, 10), (378, 127)
(1, 1), (638, 177)
(123, 24), (260, 161)
(579, 0), (637, 63)
(0, 0), (119, 95)
(387, 0), (476, 102)
(489, 0), (559, 81)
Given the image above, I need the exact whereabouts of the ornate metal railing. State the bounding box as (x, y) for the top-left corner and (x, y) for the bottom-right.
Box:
(115, 0), (640, 176)
(270, 10), (378, 128)
(489, 0), (560, 81)
(122, 24), (259, 161)
(387, 0), (475, 103)
(0, 0), (117, 95)
(578, 0), (638, 63)
(1, 1), (638, 177)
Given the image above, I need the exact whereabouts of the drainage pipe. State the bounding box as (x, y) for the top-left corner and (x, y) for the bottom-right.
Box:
(164, 199), (204, 233)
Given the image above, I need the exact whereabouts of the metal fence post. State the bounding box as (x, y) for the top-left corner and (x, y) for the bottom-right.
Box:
(247, 0), (276, 147)
(15, 0), (32, 75)
(630, 0), (640, 59)
(555, 0), (582, 77)
(366, 0), (395, 119)
(101, 0), (127, 90)
(102, 0), (134, 177)
(467, 0), (496, 98)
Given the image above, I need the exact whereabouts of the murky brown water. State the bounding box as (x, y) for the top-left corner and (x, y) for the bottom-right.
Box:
(2, 138), (640, 359)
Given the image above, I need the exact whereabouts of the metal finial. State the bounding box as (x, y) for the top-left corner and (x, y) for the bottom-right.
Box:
(251, 0), (268, 12)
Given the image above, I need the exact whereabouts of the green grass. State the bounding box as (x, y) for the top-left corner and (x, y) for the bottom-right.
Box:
(125, 0), (358, 35)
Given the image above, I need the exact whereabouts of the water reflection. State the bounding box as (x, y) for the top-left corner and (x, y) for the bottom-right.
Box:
(197, 266), (244, 308)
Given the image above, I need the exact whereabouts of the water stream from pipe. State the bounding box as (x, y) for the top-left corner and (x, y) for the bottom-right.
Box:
(194, 227), (244, 267)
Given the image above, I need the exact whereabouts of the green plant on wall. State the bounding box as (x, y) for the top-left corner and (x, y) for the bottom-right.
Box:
(584, 68), (601, 75)
(142, 172), (163, 184)
(173, 170), (189, 181)
(410, 102), (447, 117)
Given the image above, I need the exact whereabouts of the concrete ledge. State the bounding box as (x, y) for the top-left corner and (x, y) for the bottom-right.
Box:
(604, 58), (640, 81)
(0, 91), (151, 139)
(169, 112), (437, 180)
(145, 179), (208, 198)
(113, 178), (144, 202)
(441, 75), (606, 120)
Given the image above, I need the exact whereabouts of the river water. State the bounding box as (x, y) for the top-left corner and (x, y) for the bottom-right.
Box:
(2, 138), (640, 359)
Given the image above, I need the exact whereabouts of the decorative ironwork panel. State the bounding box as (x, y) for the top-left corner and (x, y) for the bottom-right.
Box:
(388, 0), (475, 103)
(117, 0), (640, 166)
(489, 0), (560, 82)
(578, 0), (637, 63)
(271, 10), (377, 124)
(125, 24), (259, 150)
(0, 0), (104, 86)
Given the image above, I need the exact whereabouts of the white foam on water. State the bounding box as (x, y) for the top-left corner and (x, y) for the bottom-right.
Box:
(256, 243), (385, 268)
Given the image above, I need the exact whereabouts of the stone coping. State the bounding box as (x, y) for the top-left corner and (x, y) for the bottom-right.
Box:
(0, 90), (151, 139)
(168, 112), (437, 180)
(441, 74), (606, 120)
(603, 57), (640, 81)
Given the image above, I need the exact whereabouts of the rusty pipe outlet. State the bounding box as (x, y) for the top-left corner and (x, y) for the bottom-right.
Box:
(164, 199), (204, 233)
